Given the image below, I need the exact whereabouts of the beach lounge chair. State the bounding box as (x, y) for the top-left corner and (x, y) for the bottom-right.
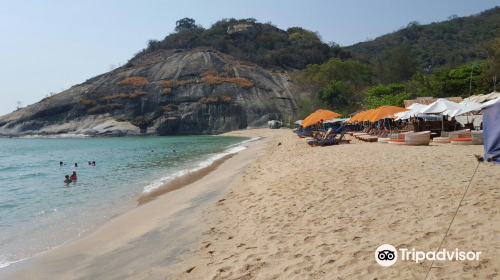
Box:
(433, 137), (451, 144)
(316, 131), (350, 146)
(307, 127), (343, 146)
(450, 131), (473, 145)
(389, 131), (431, 146)
(472, 131), (484, 145)
(297, 127), (313, 138)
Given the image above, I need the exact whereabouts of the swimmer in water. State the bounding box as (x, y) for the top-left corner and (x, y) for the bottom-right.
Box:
(173, 150), (176, 153)
(64, 175), (72, 183)
(92, 161), (96, 166)
(60, 161), (63, 166)
(74, 163), (78, 167)
(70, 171), (77, 181)
(88, 161), (91, 165)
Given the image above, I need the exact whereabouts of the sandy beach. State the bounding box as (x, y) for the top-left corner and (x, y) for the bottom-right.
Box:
(3, 129), (500, 280)
(166, 129), (500, 280)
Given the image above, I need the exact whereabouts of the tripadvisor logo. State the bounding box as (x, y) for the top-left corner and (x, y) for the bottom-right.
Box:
(375, 244), (481, 267)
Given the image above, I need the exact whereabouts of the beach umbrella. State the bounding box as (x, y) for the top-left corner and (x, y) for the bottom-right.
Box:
(301, 109), (341, 128)
(347, 109), (372, 123)
(482, 100), (500, 164)
(363, 106), (409, 122)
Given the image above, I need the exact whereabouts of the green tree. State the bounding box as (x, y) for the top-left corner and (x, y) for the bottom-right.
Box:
(295, 58), (372, 89)
(374, 45), (417, 84)
(363, 84), (411, 109)
(295, 97), (326, 120)
(288, 28), (322, 49)
(316, 81), (349, 113)
(175, 18), (198, 32)
(483, 38), (500, 89)
(410, 63), (485, 98)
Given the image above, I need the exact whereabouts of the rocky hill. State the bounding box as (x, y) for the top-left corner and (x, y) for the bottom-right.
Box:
(0, 48), (300, 137)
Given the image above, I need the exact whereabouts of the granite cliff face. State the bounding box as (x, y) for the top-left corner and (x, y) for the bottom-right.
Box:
(0, 48), (302, 137)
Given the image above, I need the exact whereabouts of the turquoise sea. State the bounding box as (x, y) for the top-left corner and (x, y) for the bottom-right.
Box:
(0, 136), (252, 269)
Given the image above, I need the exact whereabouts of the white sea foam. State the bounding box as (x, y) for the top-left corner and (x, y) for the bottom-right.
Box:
(142, 145), (249, 193)
(0, 262), (11, 269)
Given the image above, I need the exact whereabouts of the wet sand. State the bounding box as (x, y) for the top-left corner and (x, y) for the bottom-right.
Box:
(0, 136), (268, 280)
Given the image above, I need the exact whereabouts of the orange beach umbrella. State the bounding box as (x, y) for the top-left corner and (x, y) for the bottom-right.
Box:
(363, 106), (409, 122)
(301, 109), (342, 128)
(348, 109), (374, 123)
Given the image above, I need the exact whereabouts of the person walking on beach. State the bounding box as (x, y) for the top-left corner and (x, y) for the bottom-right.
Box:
(70, 171), (77, 181)
(64, 175), (72, 183)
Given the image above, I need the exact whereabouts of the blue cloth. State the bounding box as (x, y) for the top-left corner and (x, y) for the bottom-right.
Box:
(483, 101), (500, 164)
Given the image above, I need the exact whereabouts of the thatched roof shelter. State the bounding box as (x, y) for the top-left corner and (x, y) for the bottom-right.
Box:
(404, 97), (463, 108)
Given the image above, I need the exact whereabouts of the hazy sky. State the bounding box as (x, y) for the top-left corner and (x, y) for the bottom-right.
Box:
(0, 0), (498, 116)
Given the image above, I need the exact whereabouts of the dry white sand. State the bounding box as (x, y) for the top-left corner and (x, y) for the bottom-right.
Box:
(167, 129), (500, 280)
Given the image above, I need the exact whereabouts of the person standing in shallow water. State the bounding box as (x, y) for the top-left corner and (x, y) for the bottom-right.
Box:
(64, 175), (72, 183)
(70, 171), (77, 181)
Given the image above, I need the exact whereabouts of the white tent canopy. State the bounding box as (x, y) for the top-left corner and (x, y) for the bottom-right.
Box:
(324, 118), (350, 123)
(478, 97), (500, 110)
(395, 103), (427, 120)
(418, 99), (470, 130)
(419, 99), (467, 115)
(443, 100), (483, 117)
(464, 91), (500, 103)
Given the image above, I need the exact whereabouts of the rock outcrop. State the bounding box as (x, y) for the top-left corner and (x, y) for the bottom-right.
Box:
(0, 48), (302, 137)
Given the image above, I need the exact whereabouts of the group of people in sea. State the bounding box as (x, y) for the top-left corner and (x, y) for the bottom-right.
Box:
(60, 161), (96, 183)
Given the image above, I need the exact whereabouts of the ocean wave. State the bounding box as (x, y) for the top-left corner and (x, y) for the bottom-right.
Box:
(228, 137), (260, 147)
(0, 262), (11, 269)
(142, 145), (249, 193)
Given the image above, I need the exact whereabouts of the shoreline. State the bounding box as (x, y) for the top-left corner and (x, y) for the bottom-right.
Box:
(0, 133), (268, 280)
(3, 129), (499, 279)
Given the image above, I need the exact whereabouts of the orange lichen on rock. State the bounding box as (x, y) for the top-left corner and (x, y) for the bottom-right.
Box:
(117, 77), (149, 86)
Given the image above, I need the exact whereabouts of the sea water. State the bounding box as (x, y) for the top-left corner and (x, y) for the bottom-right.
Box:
(0, 136), (253, 269)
